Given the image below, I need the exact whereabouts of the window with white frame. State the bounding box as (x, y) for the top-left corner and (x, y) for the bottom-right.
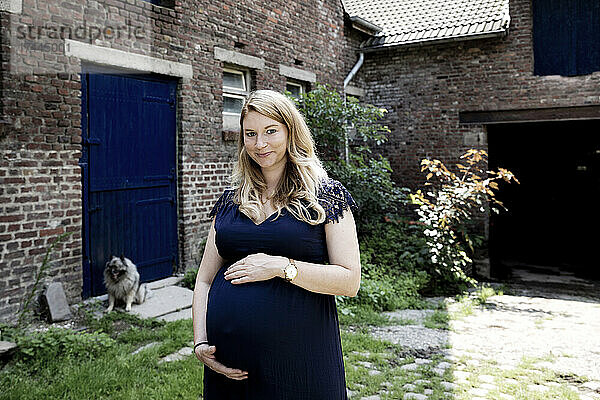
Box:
(285, 80), (305, 99)
(223, 67), (250, 131)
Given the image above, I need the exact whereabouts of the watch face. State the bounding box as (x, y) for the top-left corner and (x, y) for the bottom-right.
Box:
(285, 265), (297, 280)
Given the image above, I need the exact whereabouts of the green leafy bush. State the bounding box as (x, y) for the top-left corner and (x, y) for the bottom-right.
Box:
(410, 150), (519, 293)
(326, 154), (410, 232)
(337, 246), (429, 312)
(360, 218), (430, 276)
(14, 328), (116, 361)
(290, 84), (408, 231)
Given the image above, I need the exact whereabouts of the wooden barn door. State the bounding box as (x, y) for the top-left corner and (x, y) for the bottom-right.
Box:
(80, 67), (178, 297)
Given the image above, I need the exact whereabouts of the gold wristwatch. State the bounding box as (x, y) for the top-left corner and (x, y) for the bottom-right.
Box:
(283, 258), (298, 282)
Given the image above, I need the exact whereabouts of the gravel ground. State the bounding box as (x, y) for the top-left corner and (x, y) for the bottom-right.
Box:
(447, 287), (600, 382)
(362, 283), (600, 399)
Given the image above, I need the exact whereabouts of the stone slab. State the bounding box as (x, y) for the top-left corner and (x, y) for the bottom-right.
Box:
(147, 276), (184, 290)
(158, 307), (192, 322)
(130, 285), (192, 319)
(0, 341), (17, 355)
(43, 282), (73, 322)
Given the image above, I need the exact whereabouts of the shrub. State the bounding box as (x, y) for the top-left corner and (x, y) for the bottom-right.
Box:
(290, 84), (408, 231)
(326, 154), (410, 233)
(411, 149), (519, 293)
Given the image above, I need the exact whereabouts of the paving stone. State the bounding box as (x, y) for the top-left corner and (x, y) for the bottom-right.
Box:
(352, 351), (372, 358)
(403, 393), (427, 400)
(357, 361), (374, 369)
(436, 361), (452, 370)
(478, 374), (496, 384)
(498, 394), (515, 400)
(527, 384), (549, 392)
(433, 367), (446, 376)
(346, 388), (357, 398)
(413, 379), (429, 385)
(43, 282), (73, 322)
(480, 383), (497, 391)
(440, 381), (457, 390)
(147, 276), (184, 290)
(159, 346), (194, 363)
(368, 369), (381, 376)
(403, 384), (416, 391)
(423, 388), (433, 395)
(583, 381), (600, 391)
(497, 364), (514, 371)
(468, 387), (489, 397)
(415, 358), (431, 364)
(503, 378), (519, 385)
(360, 395), (381, 400)
(401, 363), (419, 371)
(453, 370), (471, 380)
(131, 341), (160, 355)
(158, 307), (192, 321)
(131, 285), (192, 319)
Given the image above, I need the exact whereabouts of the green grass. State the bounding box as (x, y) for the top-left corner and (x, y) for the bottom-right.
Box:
(0, 314), (203, 400)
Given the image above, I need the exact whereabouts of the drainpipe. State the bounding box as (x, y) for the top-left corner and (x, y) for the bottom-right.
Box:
(344, 52), (364, 89)
(343, 52), (364, 163)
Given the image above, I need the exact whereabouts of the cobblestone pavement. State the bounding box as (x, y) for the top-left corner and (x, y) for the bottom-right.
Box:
(349, 283), (600, 400)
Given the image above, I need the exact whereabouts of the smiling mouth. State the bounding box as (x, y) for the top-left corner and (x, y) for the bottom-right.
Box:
(257, 152), (273, 158)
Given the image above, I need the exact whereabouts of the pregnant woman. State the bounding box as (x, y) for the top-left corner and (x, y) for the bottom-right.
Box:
(192, 90), (361, 400)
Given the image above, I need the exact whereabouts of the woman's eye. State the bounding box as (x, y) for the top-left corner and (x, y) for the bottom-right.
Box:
(245, 132), (256, 137)
(266, 129), (277, 134)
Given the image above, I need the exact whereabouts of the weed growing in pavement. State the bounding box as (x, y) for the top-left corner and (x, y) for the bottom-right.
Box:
(423, 309), (450, 330)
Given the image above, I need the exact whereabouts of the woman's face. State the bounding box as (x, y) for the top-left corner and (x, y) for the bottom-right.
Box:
(243, 110), (289, 173)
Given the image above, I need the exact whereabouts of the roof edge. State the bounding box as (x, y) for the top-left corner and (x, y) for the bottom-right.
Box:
(361, 28), (508, 52)
(349, 15), (383, 36)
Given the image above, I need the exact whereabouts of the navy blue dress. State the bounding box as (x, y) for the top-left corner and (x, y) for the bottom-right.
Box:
(204, 178), (357, 400)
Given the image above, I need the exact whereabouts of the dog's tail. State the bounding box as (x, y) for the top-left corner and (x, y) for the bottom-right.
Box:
(135, 283), (151, 304)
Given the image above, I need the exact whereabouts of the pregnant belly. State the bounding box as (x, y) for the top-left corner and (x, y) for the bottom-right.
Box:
(205, 264), (336, 371)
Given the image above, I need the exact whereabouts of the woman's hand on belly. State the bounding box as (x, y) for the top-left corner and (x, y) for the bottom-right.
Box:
(194, 344), (248, 380)
(224, 253), (286, 284)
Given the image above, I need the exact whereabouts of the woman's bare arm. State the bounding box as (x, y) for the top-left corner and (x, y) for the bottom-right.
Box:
(224, 209), (361, 297)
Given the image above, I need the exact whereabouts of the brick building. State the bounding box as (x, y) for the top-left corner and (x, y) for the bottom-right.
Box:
(344, 0), (600, 279)
(0, 0), (369, 321)
(2, 0), (599, 322)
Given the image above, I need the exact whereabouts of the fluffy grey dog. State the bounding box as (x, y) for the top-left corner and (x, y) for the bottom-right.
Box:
(104, 255), (149, 312)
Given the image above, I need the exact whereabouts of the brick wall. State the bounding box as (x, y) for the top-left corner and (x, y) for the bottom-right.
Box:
(0, 0), (346, 322)
(354, 0), (600, 189)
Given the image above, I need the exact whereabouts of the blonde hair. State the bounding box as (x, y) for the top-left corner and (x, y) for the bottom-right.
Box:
(231, 90), (328, 225)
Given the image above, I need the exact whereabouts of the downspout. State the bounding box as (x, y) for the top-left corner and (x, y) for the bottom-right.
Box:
(344, 52), (364, 89)
(343, 52), (364, 163)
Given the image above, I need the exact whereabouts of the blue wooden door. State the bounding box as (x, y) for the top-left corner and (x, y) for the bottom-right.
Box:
(80, 67), (178, 297)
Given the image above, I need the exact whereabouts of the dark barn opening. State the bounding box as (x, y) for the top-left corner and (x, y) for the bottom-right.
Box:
(487, 120), (600, 281)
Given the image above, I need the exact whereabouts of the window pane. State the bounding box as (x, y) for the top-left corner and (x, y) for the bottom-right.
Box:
(286, 83), (302, 98)
(223, 71), (245, 90)
(224, 96), (244, 114)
